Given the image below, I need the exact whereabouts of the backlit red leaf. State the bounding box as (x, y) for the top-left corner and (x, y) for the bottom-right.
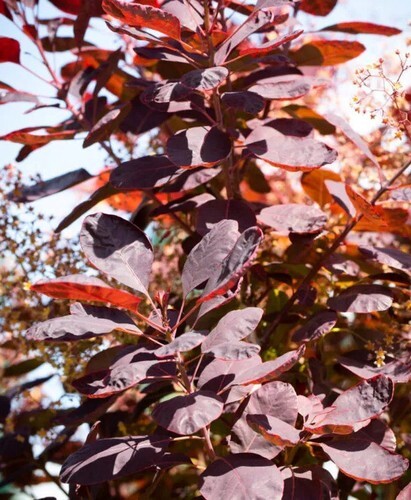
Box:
(292, 40), (365, 66)
(299, 0), (337, 16)
(320, 22), (401, 36)
(0, 37), (20, 64)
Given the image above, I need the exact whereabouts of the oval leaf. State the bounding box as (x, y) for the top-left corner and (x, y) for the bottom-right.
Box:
(166, 126), (231, 169)
(80, 213), (153, 295)
(0, 37), (20, 63)
(292, 40), (365, 66)
(327, 284), (393, 313)
(258, 203), (327, 234)
(180, 67), (228, 91)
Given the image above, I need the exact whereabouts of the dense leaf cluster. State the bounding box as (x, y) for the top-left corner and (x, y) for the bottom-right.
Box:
(0, 0), (410, 498)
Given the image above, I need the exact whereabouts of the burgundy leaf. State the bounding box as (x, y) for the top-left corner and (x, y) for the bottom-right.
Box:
(214, 10), (273, 65)
(327, 284), (393, 313)
(60, 435), (170, 484)
(352, 419), (396, 453)
(245, 126), (337, 171)
(151, 193), (214, 217)
(235, 346), (305, 386)
(109, 155), (179, 191)
(281, 465), (338, 500)
(339, 351), (411, 384)
(221, 91), (265, 115)
(83, 104), (131, 148)
(9, 168), (92, 202)
(247, 414), (301, 446)
(320, 22), (401, 36)
(306, 375), (393, 434)
(200, 453), (284, 500)
(161, 166), (222, 193)
(155, 331), (207, 358)
(80, 213), (153, 295)
(73, 359), (175, 398)
(319, 438), (408, 484)
(140, 80), (191, 109)
(204, 341), (261, 360)
(359, 246), (411, 276)
(292, 310), (337, 342)
(202, 307), (263, 352)
(300, 0), (337, 16)
(196, 199), (257, 236)
(197, 356), (263, 393)
(102, 0), (181, 40)
(31, 275), (142, 312)
(166, 126), (231, 169)
(180, 67), (229, 91)
(248, 75), (315, 100)
(262, 117), (314, 137)
(26, 306), (140, 342)
(182, 219), (240, 296)
(0, 37), (20, 63)
(152, 391), (224, 435)
(258, 204), (327, 234)
(199, 227), (263, 303)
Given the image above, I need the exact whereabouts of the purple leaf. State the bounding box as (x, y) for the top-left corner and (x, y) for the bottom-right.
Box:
(306, 375), (393, 434)
(109, 155), (179, 191)
(359, 246), (411, 276)
(152, 390), (224, 435)
(182, 219), (240, 296)
(161, 166), (221, 193)
(235, 346), (305, 385)
(180, 67), (229, 91)
(247, 414), (301, 446)
(196, 199), (257, 236)
(200, 453), (284, 500)
(221, 91), (265, 115)
(339, 351), (411, 384)
(83, 104), (131, 148)
(9, 168), (92, 202)
(245, 126), (337, 171)
(327, 284), (393, 313)
(161, 0), (203, 31)
(155, 331), (207, 358)
(258, 203), (327, 234)
(248, 75), (314, 100)
(204, 341), (261, 360)
(60, 435), (171, 484)
(281, 465), (338, 500)
(199, 227), (263, 303)
(319, 438), (408, 484)
(202, 307), (263, 352)
(397, 483), (411, 500)
(166, 126), (231, 169)
(80, 213), (153, 295)
(292, 310), (337, 342)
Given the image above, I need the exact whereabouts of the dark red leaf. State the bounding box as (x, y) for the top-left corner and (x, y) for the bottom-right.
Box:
(202, 307), (263, 352)
(200, 453), (284, 500)
(292, 310), (337, 342)
(306, 375), (393, 434)
(110, 155), (179, 191)
(320, 22), (401, 36)
(152, 391), (224, 435)
(196, 199), (257, 236)
(359, 246), (411, 276)
(245, 126), (337, 171)
(258, 203), (327, 234)
(0, 37), (20, 64)
(221, 91), (265, 115)
(102, 0), (181, 40)
(166, 126), (232, 169)
(83, 104), (131, 148)
(26, 305), (141, 342)
(60, 435), (171, 484)
(247, 414), (301, 446)
(339, 351), (411, 384)
(327, 284), (393, 313)
(155, 331), (207, 358)
(161, 166), (222, 193)
(0, 127), (76, 145)
(182, 219), (240, 296)
(352, 419), (396, 453)
(299, 0), (337, 16)
(237, 29), (304, 59)
(248, 75), (315, 100)
(199, 227), (263, 303)
(151, 193), (214, 217)
(0, 1), (12, 20)
(319, 438), (408, 484)
(10, 169), (92, 202)
(292, 40), (365, 66)
(80, 213), (153, 295)
(281, 465), (337, 499)
(180, 67), (228, 91)
(31, 275), (142, 313)
(235, 346), (305, 386)
(214, 10), (273, 65)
